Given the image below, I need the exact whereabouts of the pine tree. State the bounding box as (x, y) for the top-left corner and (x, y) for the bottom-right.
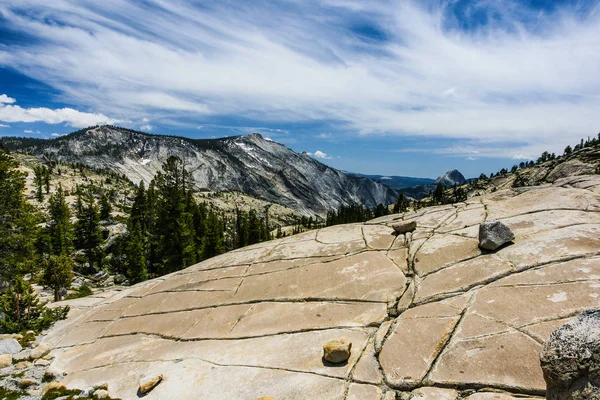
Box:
(74, 190), (104, 270)
(202, 210), (224, 259)
(0, 152), (40, 281)
(125, 221), (148, 283)
(47, 185), (74, 256)
(247, 209), (262, 245)
(0, 276), (69, 333)
(33, 165), (45, 202)
(42, 255), (74, 301)
(99, 193), (112, 220)
(153, 156), (197, 272)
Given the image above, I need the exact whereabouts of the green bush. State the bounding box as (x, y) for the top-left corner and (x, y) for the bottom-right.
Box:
(65, 285), (93, 300)
(0, 276), (69, 334)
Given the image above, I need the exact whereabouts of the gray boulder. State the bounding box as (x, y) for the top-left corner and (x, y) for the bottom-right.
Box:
(540, 309), (600, 399)
(0, 338), (22, 355)
(478, 220), (515, 251)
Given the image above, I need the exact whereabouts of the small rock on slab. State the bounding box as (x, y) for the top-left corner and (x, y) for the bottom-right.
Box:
(94, 389), (110, 399)
(323, 339), (352, 364)
(139, 374), (163, 394)
(18, 378), (38, 388)
(478, 220), (514, 251)
(392, 221), (417, 234)
(30, 344), (50, 359)
(540, 309), (600, 399)
(0, 353), (12, 368)
(0, 338), (22, 355)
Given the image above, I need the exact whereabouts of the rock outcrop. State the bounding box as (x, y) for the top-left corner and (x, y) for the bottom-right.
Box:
(34, 173), (600, 399)
(541, 309), (600, 399)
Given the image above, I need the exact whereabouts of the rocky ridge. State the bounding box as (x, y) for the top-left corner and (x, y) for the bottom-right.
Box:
(2, 126), (398, 216)
(15, 170), (600, 399)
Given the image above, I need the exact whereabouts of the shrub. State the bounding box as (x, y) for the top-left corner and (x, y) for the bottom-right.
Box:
(0, 276), (69, 334)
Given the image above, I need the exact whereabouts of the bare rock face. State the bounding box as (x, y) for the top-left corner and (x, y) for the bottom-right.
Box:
(36, 174), (600, 399)
(323, 339), (352, 364)
(478, 219), (515, 250)
(540, 309), (600, 399)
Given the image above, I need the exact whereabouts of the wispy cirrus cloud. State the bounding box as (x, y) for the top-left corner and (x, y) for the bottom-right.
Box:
(0, 0), (599, 158)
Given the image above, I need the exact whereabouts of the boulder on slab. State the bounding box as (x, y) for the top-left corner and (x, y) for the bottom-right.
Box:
(94, 389), (110, 399)
(0, 353), (11, 368)
(478, 220), (514, 251)
(392, 221), (417, 234)
(139, 373), (163, 394)
(540, 309), (600, 399)
(30, 344), (50, 359)
(0, 338), (22, 355)
(323, 339), (352, 364)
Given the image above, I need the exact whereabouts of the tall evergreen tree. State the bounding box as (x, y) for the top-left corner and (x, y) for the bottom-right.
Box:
(74, 190), (104, 270)
(0, 152), (40, 281)
(99, 193), (112, 220)
(33, 165), (45, 202)
(125, 220), (148, 283)
(47, 185), (74, 256)
(42, 255), (74, 301)
(153, 156), (197, 273)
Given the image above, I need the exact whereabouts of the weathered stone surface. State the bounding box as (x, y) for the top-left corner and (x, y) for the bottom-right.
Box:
(0, 338), (22, 355)
(346, 383), (382, 400)
(478, 220), (515, 251)
(380, 302), (462, 389)
(540, 309), (600, 400)
(33, 176), (600, 399)
(410, 387), (459, 399)
(323, 339), (352, 364)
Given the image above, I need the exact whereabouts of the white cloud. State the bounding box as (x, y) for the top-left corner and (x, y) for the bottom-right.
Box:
(24, 129), (40, 134)
(140, 124), (153, 131)
(0, 1), (599, 156)
(0, 95), (117, 128)
(312, 150), (333, 159)
(0, 123), (9, 128)
(51, 133), (65, 137)
(142, 117), (150, 122)
(0, 94), (16, 104)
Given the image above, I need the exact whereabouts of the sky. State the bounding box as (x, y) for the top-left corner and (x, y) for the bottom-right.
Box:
(1, 0), (599, 178)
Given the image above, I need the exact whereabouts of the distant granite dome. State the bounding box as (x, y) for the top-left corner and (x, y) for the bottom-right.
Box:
(435, 169), (466, 187)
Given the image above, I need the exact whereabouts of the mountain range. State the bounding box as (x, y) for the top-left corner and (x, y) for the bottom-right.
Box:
(1, 126), (399, 216)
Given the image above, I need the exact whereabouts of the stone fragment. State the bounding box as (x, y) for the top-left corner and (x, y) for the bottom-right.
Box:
(0, 353), (12, 367)
(14, 360), (31, 370)
(94, 389), (110, 399)
(540, 309), (600, 399)
(43, 381), (67, 394)
(0, 338), (22, 355)
(383, 391), (396, 400)
(410, 387), (459, 399)
(18, 378), (38, 388)
(139, 373), (163, 394)
(392, 221), (417, 234)
(12, 349), (31, 362)
(34, 358), (51, 366)
(478, 220), (514, 251)
(30, 344), (50, 359)
(323, 339), (352, 364)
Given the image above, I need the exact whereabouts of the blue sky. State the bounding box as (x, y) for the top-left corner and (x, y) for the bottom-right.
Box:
(1, 0), (599, 178)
